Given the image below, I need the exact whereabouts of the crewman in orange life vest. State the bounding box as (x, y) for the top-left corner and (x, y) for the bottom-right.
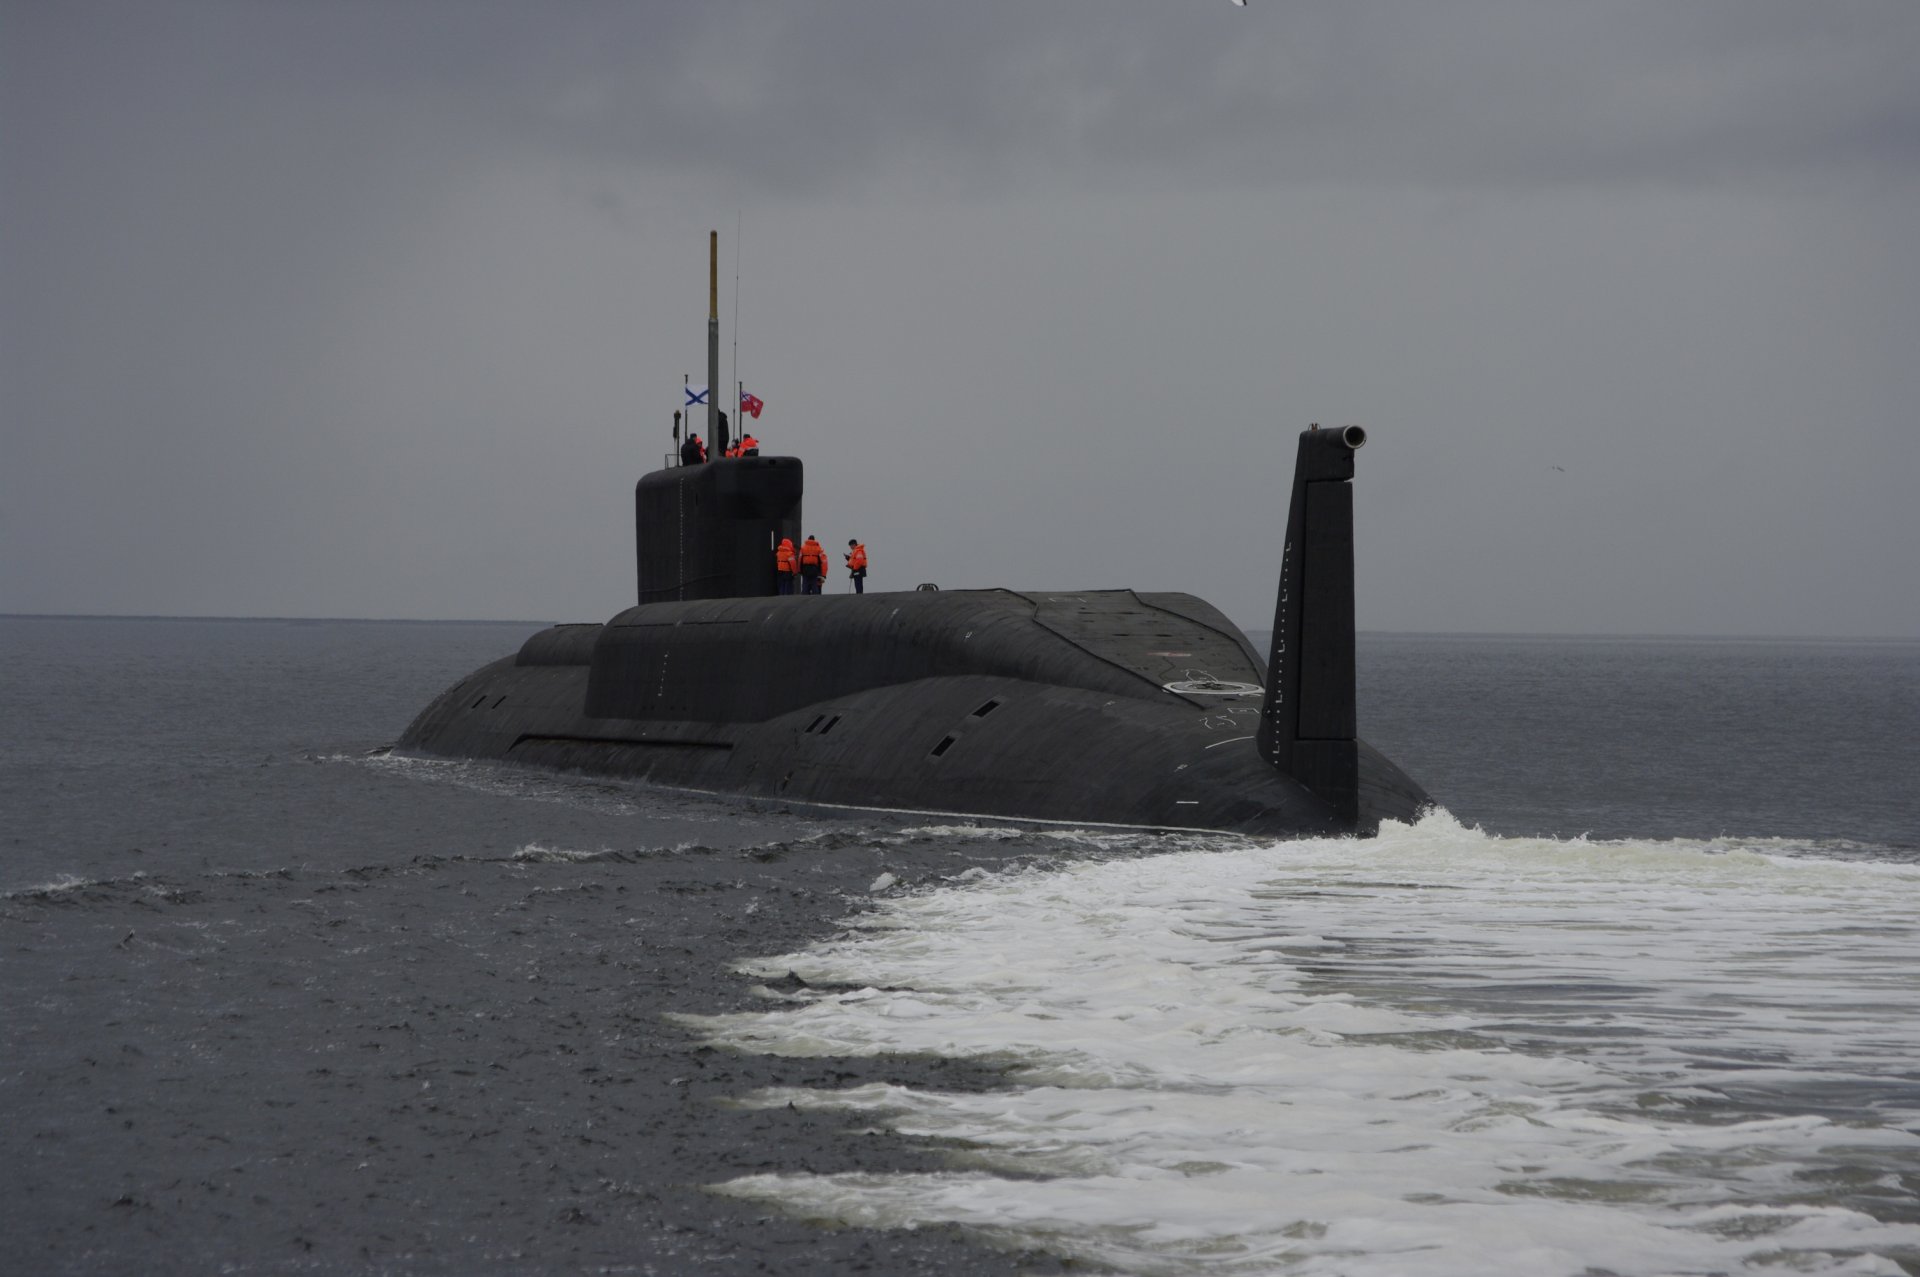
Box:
(797, 536), (827, 595)
(844, 539), (868, 594)
(775, 537), (797, 594)
(740, 433), (759, 456)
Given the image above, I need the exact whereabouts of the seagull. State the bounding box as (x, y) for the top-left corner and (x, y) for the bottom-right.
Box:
(1550, 465), (1565, 472)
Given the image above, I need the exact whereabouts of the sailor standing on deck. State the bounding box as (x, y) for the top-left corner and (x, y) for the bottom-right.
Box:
(775, 537), (797, 594)
(680, 433), (706, 465)
(798, 535), (827, 595)
(844, 539), (867, 594)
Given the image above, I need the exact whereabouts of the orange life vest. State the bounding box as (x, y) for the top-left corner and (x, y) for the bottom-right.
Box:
(775, 539), (795, 573)
(741, 434), (759, 455)
(846, 544), (867, 572)
(725, 441), (742, 459)
(798, 539), (826, 576)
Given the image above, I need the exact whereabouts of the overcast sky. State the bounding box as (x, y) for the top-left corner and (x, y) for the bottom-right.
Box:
(5, 0), (1917, 636)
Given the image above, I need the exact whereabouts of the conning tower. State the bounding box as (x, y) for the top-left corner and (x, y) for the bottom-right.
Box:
(634, 458), (803, 603)
(635, 229), (803, 604)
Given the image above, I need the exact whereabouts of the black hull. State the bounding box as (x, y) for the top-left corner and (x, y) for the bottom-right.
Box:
(398, 589), (1429, 837)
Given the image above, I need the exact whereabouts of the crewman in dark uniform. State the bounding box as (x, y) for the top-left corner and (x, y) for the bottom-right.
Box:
(680, 433), (706, 465)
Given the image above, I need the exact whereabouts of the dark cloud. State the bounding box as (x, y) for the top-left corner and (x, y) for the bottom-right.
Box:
(437, 3), (1920, 193)
(16, 2), (1915, 198)
(492, 3), (1920, 195)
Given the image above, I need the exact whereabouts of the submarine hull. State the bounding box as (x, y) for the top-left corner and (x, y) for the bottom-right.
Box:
(398, 589), (1429, 836)
(400, 420), (1431, 835)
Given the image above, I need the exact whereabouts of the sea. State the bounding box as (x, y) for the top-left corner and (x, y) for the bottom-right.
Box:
(2, 615), (1916, 1276)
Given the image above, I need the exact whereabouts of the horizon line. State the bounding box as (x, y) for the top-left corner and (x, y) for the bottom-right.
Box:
(4, 611), (1914, 645)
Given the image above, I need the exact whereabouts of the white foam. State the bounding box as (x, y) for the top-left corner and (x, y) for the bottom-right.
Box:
(683, 811), (1920, 1275)
(511, 842), (614, 863)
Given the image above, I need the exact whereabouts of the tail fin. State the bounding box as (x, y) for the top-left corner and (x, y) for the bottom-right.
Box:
(1255, 424), (1366, 822)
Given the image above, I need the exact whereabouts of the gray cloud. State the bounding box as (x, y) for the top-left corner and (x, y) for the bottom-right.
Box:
(367, 3), (1920, 194)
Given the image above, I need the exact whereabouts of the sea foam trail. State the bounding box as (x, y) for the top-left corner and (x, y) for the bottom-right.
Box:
(681, 812), (1920, 1277)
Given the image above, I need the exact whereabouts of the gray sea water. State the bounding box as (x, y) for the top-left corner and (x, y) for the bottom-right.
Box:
(3, 616), (1916, 1275)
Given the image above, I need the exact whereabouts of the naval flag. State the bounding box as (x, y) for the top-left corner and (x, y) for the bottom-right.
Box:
(683, 383), (710, 409)
(740, 391), (764, 419)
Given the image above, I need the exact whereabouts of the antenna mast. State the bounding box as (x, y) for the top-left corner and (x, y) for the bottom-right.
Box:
(707, 231), (722, 455)
(730, 211), (741, 435)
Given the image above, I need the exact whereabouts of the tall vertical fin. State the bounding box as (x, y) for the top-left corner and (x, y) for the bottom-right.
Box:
(1256, 425), (1367, 821)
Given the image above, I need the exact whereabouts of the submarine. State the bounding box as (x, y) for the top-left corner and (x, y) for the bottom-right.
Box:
(398, 241), (1430, 837)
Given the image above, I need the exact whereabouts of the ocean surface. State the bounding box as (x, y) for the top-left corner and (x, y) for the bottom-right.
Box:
(2, 616), (1916, 1275)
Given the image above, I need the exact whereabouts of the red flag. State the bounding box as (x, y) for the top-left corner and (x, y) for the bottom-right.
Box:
(740, 391), (764, 419)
